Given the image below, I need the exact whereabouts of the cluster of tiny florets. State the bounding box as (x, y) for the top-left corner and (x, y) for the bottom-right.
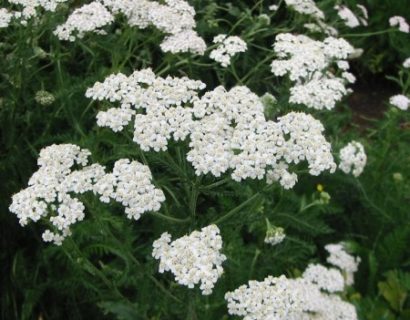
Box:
(284, 0), (325, 20)
(9, 144), (165, 245)
(225, 262), (358, 320)
(86, 68), (205, 151)
(9, 144), (102, 245)
(264, 225), (286, 246)
(0, 8), (13, 27)
(339, 141), (367, 177)
(403, 58), (410, 69)
(389, 16), (409, 33)
(335, 5), (368, 28)
(302, 263), (345, 293)
(390, 94), (410, 111)
(94, 159), (165, 221)
(54, 2), (114, 41)
(101, 0), (206, 54)
(209, 34), (247, 67)
(271, 33), (355, 110)
(1, 0), (67, 25)
(152, 225), (226, 295)
(87, 71), (337, 189)
(325, 243), (361, 286)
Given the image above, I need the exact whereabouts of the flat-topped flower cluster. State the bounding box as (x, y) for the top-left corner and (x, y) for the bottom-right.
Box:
(338, 141), (367, 177)
(152, 225), (226, 295)
(9, 144), (165, 245)
(271, 33), (355, 110)
(225, 243), (360, 319)
(87, 69), (337, 189)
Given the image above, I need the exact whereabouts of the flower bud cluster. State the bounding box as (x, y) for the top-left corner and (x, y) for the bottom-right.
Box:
(152, 225), (226, 295)
(338, 141), (367, 177)
(325, 243), (361, 286)
(225, 269), (357, 320)
(9, 144), (165, 245)
(271, 33), (355, 110)
(54, 2), (114, 41)
(264, 224), (286, 246)
(209, 34), (247, 67)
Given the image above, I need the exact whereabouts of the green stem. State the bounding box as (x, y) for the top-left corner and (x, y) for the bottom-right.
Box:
(213, 193), (261, 224)
(150, 212), (190, 224)
(341, 29), (397, 38)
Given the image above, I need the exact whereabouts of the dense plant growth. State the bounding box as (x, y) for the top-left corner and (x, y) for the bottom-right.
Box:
(1, 0), (410, 319)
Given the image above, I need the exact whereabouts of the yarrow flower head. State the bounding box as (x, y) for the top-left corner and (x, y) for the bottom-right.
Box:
(325, 243), (361, 286)
(152, 225), (226, 295)
(86, 68), (206, 151)
(35, 90), (55, 106)
(284, 0), (325, 20)
(9, 144), (165, 245)
(93, 159), (165, 221)
(225, 261), (358, 319)
(0, 8), (13, 28)
(100, 0), (206, 54)
(334, 5), (368, 28)
(54, 2), (114, 41)
(270, 33), (354, 110)
(390, 94), (410, 111)
(389, 16), (409, 33)
(9, 144), (103, 245)
(403, 58), (410, 69)
(209, 34), (247, 67)
(339, 141), (367, 177)
(264, 219), (286, 246)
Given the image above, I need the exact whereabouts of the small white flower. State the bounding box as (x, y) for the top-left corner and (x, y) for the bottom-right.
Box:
(339, 141), (367, 177)
(390, 94), (410, 110)
(325, 243), (361, 286)
(389, 16), (409, 33)
(403, 58), (410, 68)
(152, 225), (226, 295)
(210, 35), (247, 67)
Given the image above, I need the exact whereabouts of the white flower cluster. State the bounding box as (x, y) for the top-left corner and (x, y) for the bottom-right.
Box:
(1, 0), (67, 25)
(9, 144), (103, 245)
(264, 225), (286, 246)
(285, 0), (325, 20)
(390, 94), (410, 111)
(94, 159), (165, 221)
(325, 243), (361, 286)
(85, 68), (205, 151)
(271, 33), (355, 110)
(389, 16), (409, 33)
(54, 2), (114, 41)
(189, 86), (337, 188)
(403, 58), (410, 69)
(339, 141), (367, 177)
(9, 144), (165, 245)
(87, 71), (337, 189)
(302, 263), (345, 293)
(209, 34), (247, 67)
(335, 5), (368, 28)
(0, 8), (13, 27)
(101, 0), (206, 54)
(225, 265), (357, 320)
(152, 225), (226, 295)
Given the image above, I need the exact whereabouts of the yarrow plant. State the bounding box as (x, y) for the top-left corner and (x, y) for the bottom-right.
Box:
(209, 34), (247, 67)
(271, 33), (355, 110)
(338, 141), (367, 177)
(225, 245), (359, 320)
(152, 225), (226, 295)
(9, 144), (165, 245)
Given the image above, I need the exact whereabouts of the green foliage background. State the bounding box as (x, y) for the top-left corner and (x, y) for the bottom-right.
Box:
(1, 0), (410, 319)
